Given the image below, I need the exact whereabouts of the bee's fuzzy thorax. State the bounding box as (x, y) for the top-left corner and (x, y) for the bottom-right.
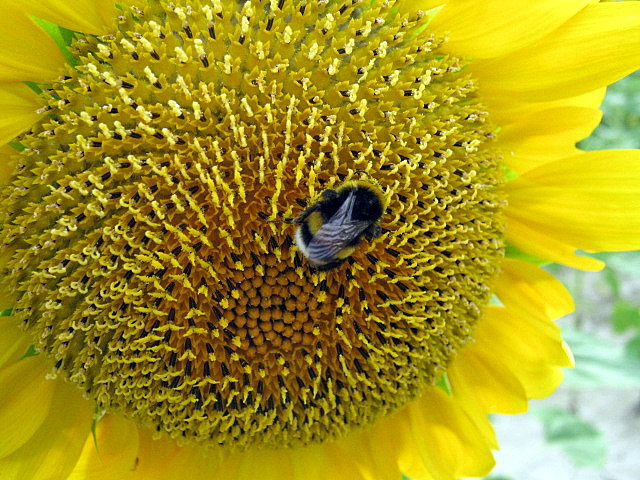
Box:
(335, 179), (387, 206)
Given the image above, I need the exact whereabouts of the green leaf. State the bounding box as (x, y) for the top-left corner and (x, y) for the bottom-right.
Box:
(24, 81), (43, 95)
(436, 373), (452, 395)
(20, 344), (38, 359)
(561, 327), (640, 389)
(612, 301), (640, 333)
(624, 334), (640, 362)
(7, 142), (25, 152)
(601, 267), (621, 297)
(531, 407), (605, 468)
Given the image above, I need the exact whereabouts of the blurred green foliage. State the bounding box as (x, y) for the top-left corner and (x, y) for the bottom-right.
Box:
(531, 407), (606, 468)
(562, 326), (640, 390)
(579, 71), (640, 151)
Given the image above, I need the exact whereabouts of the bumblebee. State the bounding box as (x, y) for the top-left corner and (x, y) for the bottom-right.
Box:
(286, 179), (386, 271)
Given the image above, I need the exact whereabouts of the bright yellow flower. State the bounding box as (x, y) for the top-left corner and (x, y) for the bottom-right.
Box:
(0, 1), (639, 479)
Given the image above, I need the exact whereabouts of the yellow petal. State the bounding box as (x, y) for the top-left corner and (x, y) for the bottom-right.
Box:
(495, 259), (575, 321)
(0, 357), (56, 457)
(505, 150), (640, 269)
(453, 396), (499, 451)
(394, 413), (439, 480)
(371, 408), (435, 480)
(230, 441), (384, 480)
(481, 306), (573, 398)
(120, 432), (182, 480)
(472, 2), (640, 101)
(403, 389), (495, 479)
(504, 216), (605, 271)
(0, 6), (65, 83)
(357, 438), (403, 480)
(122, 429), (224, 480)
(0, 316), (30, 369)
(487, 88), (606, 129)
(0, 144), (18, 186)
(430, 0), (591, 59)
(498, 106), (602, 173)
(0, 83), (45, 146)
(291, 444), (353, 480)
(67, 415), (139, 480)
(490, 307), (571, 368)
(0, 373), (92, 480)
(449, 344), (528, 415)
(16, 0), (118, 36)
(237, 449), (294, 480)
(336, 427), (403, 480)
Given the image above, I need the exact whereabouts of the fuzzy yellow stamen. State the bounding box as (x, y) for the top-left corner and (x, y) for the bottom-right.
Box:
(1, 0), (504, 449)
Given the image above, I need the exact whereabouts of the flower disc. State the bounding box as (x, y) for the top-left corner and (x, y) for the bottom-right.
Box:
(0, 0), (505, 449)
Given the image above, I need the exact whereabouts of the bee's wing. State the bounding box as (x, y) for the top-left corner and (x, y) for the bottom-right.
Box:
(306, 219), (371, 263)
(306, 191), (370, 263)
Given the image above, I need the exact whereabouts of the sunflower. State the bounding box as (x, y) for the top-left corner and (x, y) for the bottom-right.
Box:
(1, 0), (639, 479)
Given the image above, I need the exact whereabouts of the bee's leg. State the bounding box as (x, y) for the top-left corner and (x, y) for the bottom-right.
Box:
(363, 223), (382, 241)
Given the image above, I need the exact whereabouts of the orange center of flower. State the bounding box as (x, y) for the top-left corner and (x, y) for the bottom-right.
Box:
(1, 0), (505, 449)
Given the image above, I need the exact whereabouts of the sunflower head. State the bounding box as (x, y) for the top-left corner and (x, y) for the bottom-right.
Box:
(0, 0), (506, 450)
